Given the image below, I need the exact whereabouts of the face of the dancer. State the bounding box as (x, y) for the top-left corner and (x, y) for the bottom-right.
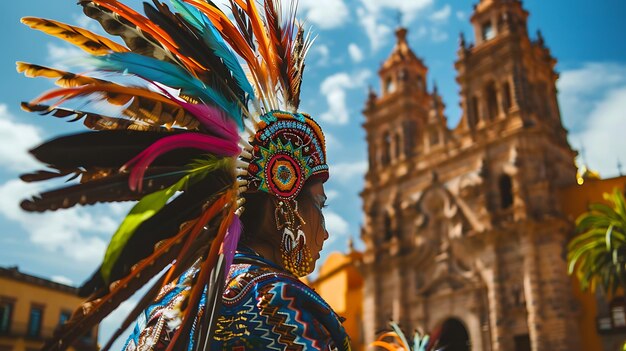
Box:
(298, 181), (329, 266)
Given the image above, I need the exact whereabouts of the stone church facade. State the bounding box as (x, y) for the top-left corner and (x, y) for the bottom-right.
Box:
(360, 1), (581, 350)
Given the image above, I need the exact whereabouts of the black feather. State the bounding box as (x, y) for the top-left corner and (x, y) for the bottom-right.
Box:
(20, 167), (183, 212)
(29, 130), (203, 169)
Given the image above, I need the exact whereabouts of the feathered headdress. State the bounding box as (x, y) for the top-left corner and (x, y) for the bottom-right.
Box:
(17, 0), (327, 350)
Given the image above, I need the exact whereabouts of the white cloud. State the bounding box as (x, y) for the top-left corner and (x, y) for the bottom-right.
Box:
(357, 0), (433, 51)
(0, 179), (115, 264)
(312, 44), (330, 67)
(325, 189), (339, 202)
(324, 131), (343, 160)
(356, 7), (392, 52)
(51, 275), (74, 285)
(329, 161), (368, 183)
(348, 43), (364, 63)
(558, 62), (626, 178)
(430, 5), (451, 23)
(324, 210), (350, 243)
(359, 0), (434, 22)
(0, 105), (43, 172)
(299, 0), (349, 30)
(319, 70), (371, 125)
(0, 103), (122, 265)
(456, 10), (466, 21)
(71, 13), (106, 36)
(569, 88), (626, 178)
(46, 43), (86, 71)
(431, 27), (449, 43)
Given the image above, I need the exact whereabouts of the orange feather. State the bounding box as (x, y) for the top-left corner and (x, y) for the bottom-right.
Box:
(161, 191), (232, 285)
(33, 84), (176, 107)
(16, 62), (103, 87)
(91, 0), (203, 74)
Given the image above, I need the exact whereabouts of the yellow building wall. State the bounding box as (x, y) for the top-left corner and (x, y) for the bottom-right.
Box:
(560, 175), (626, 351)
(0, 275), (97, 351)
(311, 252), (364, 351)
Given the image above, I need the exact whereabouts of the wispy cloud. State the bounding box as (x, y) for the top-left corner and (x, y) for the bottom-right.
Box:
(329, 160), (368, 183)
(312, 44), (330, 67)
(558, 62), (626, 177)
(324, 209), (350, 245)
(430, 4), (451, 23)
(348, 43), (364, 63)
(46, 43), (86, 71)
(51, 275), (74, 285)
(319, 70), (371, 125)
(0, 105), (43, 172)
(357, 0), (434, 51)
(299, 0), (350, 30)
(0, 104), (124, 265)
(356, 7), (392, 52)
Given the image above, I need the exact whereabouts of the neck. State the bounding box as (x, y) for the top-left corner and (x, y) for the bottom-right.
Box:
(245, 240), (283, 269)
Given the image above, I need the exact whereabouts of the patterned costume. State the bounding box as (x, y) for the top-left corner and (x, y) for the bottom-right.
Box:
(124, 249), (350, 351)
(16, 0), (346, 350)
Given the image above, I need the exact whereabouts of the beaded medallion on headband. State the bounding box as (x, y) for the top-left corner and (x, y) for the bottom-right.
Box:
(246, 110), (329, 200)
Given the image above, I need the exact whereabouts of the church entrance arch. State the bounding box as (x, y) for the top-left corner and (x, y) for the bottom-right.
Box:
(435, 318), (471, 351)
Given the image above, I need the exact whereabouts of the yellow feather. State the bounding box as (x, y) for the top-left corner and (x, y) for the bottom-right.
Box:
(21, 17), (128, 55)
(16, 62), (102, 87)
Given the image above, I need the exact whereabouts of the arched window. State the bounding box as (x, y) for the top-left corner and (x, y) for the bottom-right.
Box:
(403, 120), (417, 157)
(485, 82), (499, 121)
(381, 131), (391, 166)
(502, 81), (512, 112)
(468, 96), (480, 127)
(499, 174), (514, 209)
(385, 77), (395, 94)
(394, 132), (402, 160)
(384, 214), (393, 241)
(417, 75), (424, 91)
(482, 21), (496, 41)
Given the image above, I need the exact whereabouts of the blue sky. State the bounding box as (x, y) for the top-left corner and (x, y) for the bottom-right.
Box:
(1, 0), (625, 347)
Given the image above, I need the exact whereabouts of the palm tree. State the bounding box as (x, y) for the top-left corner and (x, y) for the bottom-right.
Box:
(371, 321), (432, 351)
(568, 188), (626, 295)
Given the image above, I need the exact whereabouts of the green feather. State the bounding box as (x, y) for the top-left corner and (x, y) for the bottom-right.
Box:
(100, 156), (232, 282)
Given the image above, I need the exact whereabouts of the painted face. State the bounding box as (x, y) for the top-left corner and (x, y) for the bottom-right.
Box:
(299, 182), (329, 266)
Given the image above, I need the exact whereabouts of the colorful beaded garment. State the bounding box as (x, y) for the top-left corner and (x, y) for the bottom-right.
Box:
(124, 249), (351, 351)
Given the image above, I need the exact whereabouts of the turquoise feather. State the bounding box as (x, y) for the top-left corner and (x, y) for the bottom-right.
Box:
(170, 0), (255, 100)
(89, 52), (243, 129)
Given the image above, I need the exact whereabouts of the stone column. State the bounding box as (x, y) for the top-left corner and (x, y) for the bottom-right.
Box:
(362, 265), (378, 348)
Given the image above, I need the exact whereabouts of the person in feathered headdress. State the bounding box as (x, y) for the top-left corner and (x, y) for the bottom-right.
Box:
(17, 0), (351, 350)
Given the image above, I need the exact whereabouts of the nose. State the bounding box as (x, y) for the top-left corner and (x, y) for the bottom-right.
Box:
(323, 230), (329, 241)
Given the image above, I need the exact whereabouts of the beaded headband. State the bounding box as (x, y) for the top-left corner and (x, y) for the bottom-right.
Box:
(245, 110), (329, 200)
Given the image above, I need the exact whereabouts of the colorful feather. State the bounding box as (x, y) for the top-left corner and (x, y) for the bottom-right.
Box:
(80, 1), (182, 64)
(21, 103), (163, 132)
(221, 214), (242, 275)
(16, 62), (104, 87)
(21, 16), (128, 55)
(20, 167), (182, 212)
(90, 0), (205, 74)
(123, 133), (240, 191)
(88, 52), (243, 125)
(170, 0), (255, 99)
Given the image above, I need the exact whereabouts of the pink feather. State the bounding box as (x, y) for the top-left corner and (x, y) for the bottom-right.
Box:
(124, 133), (240, 191)
(179, 101), (239, 143)
(154, 86), (239, 143)
(221, 214), (242, 276)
